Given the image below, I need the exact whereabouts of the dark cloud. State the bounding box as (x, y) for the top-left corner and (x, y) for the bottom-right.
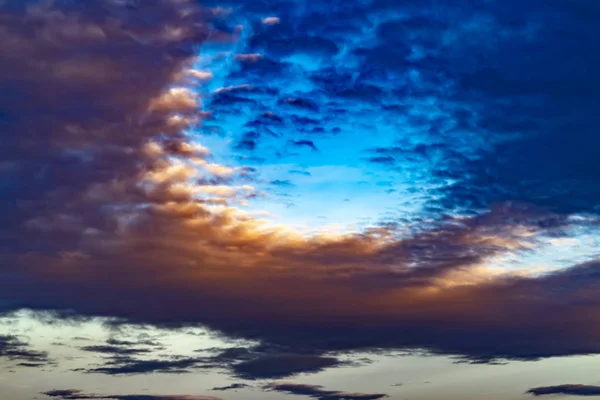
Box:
(421, 1), (600, 217)
(106, 338), (161, 347)
(279, 98), (320, 112)
(289, 140), (319, 152)
(233, 354), (344, 380)
(43, 390), (83, 398)
(77, 337), (162, 357)
(366, 156), (395, 166)
(41, 389), (220, 400)
(79, 345), (152, 356)
(234, 131), (265, 152)
(526, 385), (600, 397)
(201, 345), (351, 380)
(0, 0), (231, 258)
(261, 36), (339, 58)
(270, 179), (296, 188)
(78, 341), (346, 380)
(265, 382), (387, 400)
(0, 335), (50, 366)
(289, 170), (311, 176)
(17, 361), (49, 367)
(211, 383), (250, 391)
(84, 356), (204, 375)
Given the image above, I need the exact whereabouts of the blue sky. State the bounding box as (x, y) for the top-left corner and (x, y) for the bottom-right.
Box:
(2, 0), (600, 399)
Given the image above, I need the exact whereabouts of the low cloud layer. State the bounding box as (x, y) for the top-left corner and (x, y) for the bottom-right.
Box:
(527, 385), (600, 397)
(265, 382), (388, 400)
(42, 389), (221, 400)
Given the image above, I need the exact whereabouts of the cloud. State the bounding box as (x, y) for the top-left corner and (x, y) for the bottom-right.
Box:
(0, 335), (50, 367)
(106, 338), (162, 347)
(3, 0), (600, 383)
(214, 0), (600, 220)
(289, 140), (319, 152)
(76, 337), (163, 357)
(235, 53), (264, 63)
(84, 356), (205, 375)
(235, 137), (258, 151)
(262, 17), (280, 26)
(279, 98), (320, 112)
(366, 156), (395, 166)
(233, 354), (344, 380)
(289, 170), (311, 176)
(43, 390), (83, 399)
(148, 88), (199, 113)
(211, 383), (250, 391)
(270, 179), (296, 188)
(186, 69), (214, 83)
(526, 385), (600, 397)
(41, 389), (221, 400)
(265, 382), (387, 400)
(79, 344), (152, 356)
(77, 341), (348, 380)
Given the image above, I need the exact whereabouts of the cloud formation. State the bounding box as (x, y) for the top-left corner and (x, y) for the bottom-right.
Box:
(265, 382), (388, 400)
(42, 389), (221, 400)
(83, 356), (205, 375)
(232, 354), (344, 380)
(211, 383), (250, 391)
(0, 334), (50, 367)
(527, 385), (600, 397)
(2, 0), (600, 384)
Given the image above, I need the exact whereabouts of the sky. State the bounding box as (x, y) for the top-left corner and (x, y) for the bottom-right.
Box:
(1, 0), (600, 399)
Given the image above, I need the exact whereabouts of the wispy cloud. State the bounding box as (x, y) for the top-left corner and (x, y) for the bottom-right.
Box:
(0, 335), (50, 367)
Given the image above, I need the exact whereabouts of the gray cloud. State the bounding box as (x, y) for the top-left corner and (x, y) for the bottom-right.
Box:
(265, 382), (387, 400)
(0, 334), (50, 367)
(41, 388), (221, 400)
(527, 385), (600, 397)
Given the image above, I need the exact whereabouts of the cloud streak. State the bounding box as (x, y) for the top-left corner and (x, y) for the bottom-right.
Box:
(0, 334), (50, 367)
(527, 385), (600, 397)
(42, 389), (221, 400)
(265, 382), (388, 400)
